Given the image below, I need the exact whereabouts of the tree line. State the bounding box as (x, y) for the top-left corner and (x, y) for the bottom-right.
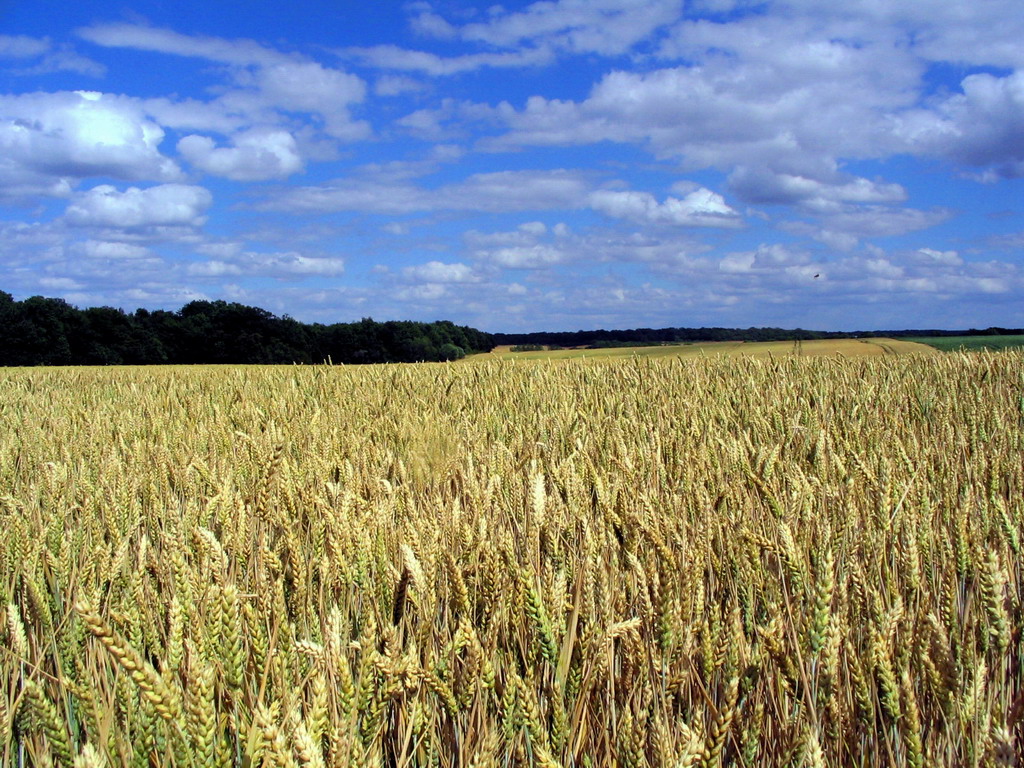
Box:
(0, 292), (494, 366)
(494, 325), (1024, 348)
(3, 289), (1019, 366)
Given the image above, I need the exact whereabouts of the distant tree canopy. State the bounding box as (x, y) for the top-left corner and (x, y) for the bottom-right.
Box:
(0, 291), (494, 366)
(2, 289), (1020, 366)
(493, 325), (1024, 348)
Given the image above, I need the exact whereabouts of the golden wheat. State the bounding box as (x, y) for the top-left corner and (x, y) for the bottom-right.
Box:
(0, 352), (1021, 766)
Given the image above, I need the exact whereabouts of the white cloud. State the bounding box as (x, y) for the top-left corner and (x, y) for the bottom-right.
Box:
(348, 44), (553, 76)
(348, 0), (680, 77)
(402, 261), (479, 283)
(927, 70), (1024, 179)
(0, 221), (64, 257)
(196, 242), (244, 259)
(407, 6), (458, 40)
(375, 75), (427, 96)
(0, 34), (105, 76)
(77, 24), (280, 64)
(484, 9), (1001, 201)
(782, 205), (953, 250)
(178, 129), (304, 180)
(395, 283), (449, 301)
(262, 169), (590, 214)
(0, 91), (181, 200)
(255, 62), (367, 139)
(776, 0), (1024, 70)
(78, 23), (369, 141)
(2, 7), (1022, 333)
(65, 184), (212, 229)
(480, 3), (1024, 189)
(189, 250), (345, 278)
(0, 35), (50, 59)
(589, 187), (742, 227)
(78, 240), (152, 259)
(443, 0), (682, 56)
(452, 213), (1024, 330)
(862, 258), (904, 279)
(719, 244), (812, 275)
(488, 245), (568, 269)
(38, 277), (85, 291)
(913, 248), (962, 267)
(392, 98), (506, 141)
(492, 44), (915, 166)
(466, 221), (709, 271)
(452, 170), (589, 210)
(186, 261), (243, 277)
(728, 166), (906, 209)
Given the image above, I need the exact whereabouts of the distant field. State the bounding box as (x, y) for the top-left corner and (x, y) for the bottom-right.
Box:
(474, 336), (937, 361)
(906, 334), (1024, 351)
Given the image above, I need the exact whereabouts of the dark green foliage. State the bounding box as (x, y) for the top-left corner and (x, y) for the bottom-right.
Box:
(494, 325), (1024, 348)
(2, 287), (1019, 366)
(0, 292), (494, 366)
(438, 343), (465, 361)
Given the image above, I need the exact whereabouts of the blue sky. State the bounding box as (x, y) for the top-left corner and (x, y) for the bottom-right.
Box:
(1, 0), (1022, 332)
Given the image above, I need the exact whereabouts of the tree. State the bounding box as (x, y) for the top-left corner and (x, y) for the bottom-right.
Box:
(0, 290), (497, 366)
(439, 343), (465, 361)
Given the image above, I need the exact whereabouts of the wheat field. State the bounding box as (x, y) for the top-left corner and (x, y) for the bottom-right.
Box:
(477, 338), (936, 361)
(1, 352), (1022, 767)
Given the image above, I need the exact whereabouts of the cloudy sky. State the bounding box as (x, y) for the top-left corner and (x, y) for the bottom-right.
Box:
(2, 0), (1022, 332)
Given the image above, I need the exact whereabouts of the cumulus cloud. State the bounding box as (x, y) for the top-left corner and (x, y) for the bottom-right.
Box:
(255, 62), (367, 140)
(0, 91), (181, 200)
(589, 188), (742, 227)
(481, 4), (1024, 198)
(3, 5), (1023, 331)
(465, 223), (567, 268)
(491, 44), (914, 165)
(77, 240), (152, 259)
(451, 210), (1023, 330)
(261, 169), (590, 214)
(782, 205), (954, 250)
(488, 245), (568, 269)
(430, 0), (682, 56)
(65, 184), (212, 229)
(78, 23), (369, 141)
(728, 166), (906, 209)
(912, 248), (963, 267)
(38, 277), (85, 291)
(188, 251), (345, 278)
(924, 70), (1024, 179)
(776, 0), (1024, 70)
(465, 220), (710, 271)
(348, 0), (680, 77)
(393, 98), (503, 141)
(402, 261), (479, 283)
(0, 221), (66, 271)
(719, 244), (813, 275)
(178, 129), (304, 180)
